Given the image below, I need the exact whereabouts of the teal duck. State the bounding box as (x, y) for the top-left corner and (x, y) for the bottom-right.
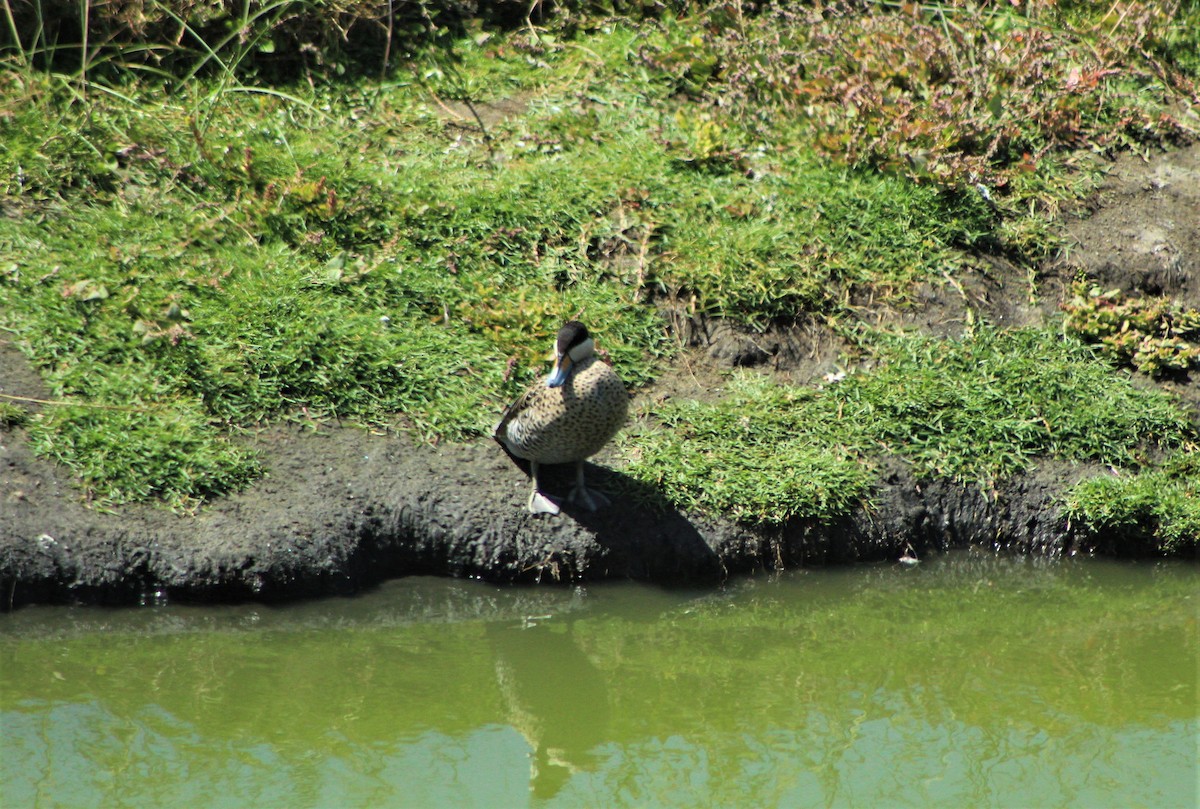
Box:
(495, 321), (629, 514)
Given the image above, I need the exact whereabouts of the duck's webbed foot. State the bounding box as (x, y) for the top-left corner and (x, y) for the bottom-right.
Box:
(526, 461), (563, 515)
(527, 489), (562, 515)
(567, 461), (610, 511)
(568, 486), (609, 511)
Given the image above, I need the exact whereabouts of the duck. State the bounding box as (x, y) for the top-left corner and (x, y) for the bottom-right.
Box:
(495, 321), (629, 515)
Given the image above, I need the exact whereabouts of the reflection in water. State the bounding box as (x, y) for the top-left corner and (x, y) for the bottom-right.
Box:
(489, 619), (610, 800)
(1, 554), (1197, 808)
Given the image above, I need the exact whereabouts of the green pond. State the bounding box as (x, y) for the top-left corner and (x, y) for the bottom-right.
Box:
(2, 552), (1196, 808)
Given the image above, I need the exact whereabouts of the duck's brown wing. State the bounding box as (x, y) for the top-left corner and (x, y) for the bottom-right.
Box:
(493, 387), (542, 471)
(493, 386), (538, 442)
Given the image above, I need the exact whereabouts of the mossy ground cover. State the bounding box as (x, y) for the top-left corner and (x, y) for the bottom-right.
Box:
(1, 1), (1197, 548)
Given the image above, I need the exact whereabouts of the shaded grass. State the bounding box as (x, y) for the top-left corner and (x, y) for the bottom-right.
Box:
(622, 328), (1196, 534)
(0, 401), (29, 428)
(694, 2), (1198, 190)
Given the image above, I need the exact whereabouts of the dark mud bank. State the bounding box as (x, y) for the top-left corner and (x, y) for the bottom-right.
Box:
(0, 420), (1136, 609)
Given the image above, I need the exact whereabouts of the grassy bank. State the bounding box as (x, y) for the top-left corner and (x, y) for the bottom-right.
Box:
(621, 327), (1198, 551)
(1, 1), (1197, 548)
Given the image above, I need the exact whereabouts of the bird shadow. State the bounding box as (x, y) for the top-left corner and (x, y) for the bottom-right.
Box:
(496, 446), (723, 582)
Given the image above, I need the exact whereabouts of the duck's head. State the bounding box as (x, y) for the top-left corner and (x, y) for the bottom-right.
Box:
(546, 321), (595, 388)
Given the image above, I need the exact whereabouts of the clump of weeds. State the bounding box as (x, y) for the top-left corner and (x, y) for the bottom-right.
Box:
(1062, 281), (1200, 377)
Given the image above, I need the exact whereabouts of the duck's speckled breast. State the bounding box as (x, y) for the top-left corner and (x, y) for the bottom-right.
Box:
(499, 357), (628, 464)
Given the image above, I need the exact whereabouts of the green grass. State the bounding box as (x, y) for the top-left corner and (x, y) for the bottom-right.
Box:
(1, 3), (1197, 515)
(621, 379), (874, 525)
(834, 328), (1193, 484)
(0, 401), (29, 429)
(28, 399), (261, 511)
(1065, 452), (1200, 553)
(622, 328), (1196, 533)
(0, 34), (998, 508)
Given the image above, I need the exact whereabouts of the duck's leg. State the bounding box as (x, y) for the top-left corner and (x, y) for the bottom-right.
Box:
(527, 460), (563, 515)
(568, 460), (609, 511)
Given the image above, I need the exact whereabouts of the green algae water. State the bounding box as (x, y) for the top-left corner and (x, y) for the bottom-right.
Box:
(2, 552), (1196, 808)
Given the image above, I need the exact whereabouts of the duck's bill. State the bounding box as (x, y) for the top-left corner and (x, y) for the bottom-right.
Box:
(546, 355), (573, 388)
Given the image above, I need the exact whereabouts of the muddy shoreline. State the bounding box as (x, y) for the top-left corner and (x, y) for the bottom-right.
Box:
(0, 417), (1120, 609)
(3, 145), (1198, 608)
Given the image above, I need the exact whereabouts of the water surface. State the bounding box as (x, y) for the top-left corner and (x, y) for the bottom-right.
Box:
(2, 552), (1196, 808)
